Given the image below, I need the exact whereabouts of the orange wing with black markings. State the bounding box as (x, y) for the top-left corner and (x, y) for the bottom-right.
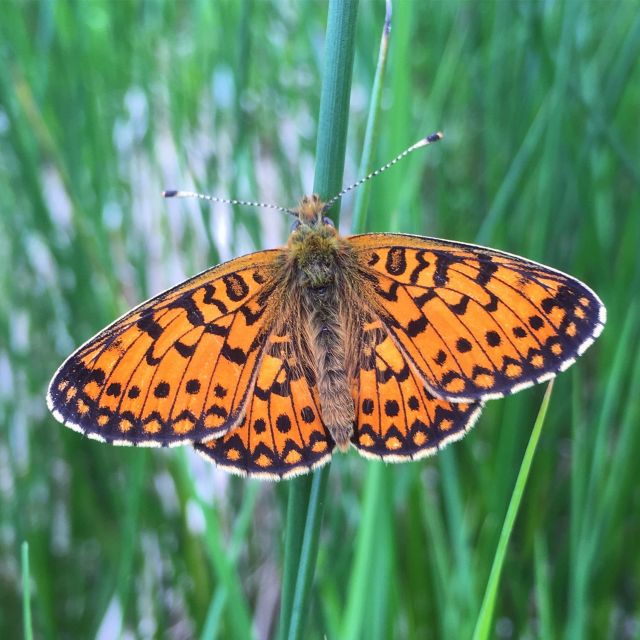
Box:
(47, 251), (281, 445)
(351, 233), (606, 402)
(195, 329), (334, 479)
(351, 317), (483, 459)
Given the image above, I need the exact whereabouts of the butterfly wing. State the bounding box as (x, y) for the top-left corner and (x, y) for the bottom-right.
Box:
(350, 233), (606, 402)
(195, 329), (334, 479)
(351, 317), (483, 459)
(47, 251), (281, 445)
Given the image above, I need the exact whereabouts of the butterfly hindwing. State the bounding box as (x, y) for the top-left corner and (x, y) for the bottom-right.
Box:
(351, 233), (606, 402)
(351, 317), (483, 459)
(47, 251), (280, 445)
(195, 330), (334, 479)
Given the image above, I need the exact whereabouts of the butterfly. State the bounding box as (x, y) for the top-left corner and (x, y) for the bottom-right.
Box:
(47, 135), (606, 480)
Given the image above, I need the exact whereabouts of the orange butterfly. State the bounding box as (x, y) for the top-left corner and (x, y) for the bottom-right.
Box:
(47, 134), (606, 479)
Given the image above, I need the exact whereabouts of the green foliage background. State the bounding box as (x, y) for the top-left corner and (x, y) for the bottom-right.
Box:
(1, 1), (639, 638)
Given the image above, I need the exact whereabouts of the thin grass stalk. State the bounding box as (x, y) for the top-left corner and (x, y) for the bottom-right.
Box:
(278, 474), (313, 640)
(22, 541), (33, 640)
(342, 464), (384, 639)
(278, 2), (359, 639)
(472, 381), (554, 640)
(351, 0), (391, 233)
(286, 468), (331, 640)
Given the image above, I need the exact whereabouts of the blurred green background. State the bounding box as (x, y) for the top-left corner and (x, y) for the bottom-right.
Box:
(1, 1), (639, 638)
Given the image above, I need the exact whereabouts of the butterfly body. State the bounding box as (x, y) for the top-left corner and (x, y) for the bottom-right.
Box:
(281, 194), (361, 449)
(47, 194), (606, 479)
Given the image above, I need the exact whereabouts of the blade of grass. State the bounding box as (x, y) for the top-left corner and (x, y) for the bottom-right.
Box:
(22, 541), (33, 640)
(341, 464), (385, 639)
(279, 2), (359, 639)
(472, 381), (555, 640)
(312, 0), (359, 214)
(351, 0), (391, 233)
(534, 534), (555, 639)
(286, 467), (331, 640)
(278, 474), (313, 640)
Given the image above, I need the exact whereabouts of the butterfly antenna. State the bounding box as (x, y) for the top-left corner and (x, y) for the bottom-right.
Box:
(162, 190), (299, 218)
(322, 131), (443, 213)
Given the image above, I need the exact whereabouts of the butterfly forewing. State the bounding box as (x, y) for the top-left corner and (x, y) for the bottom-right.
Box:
(351, 233), (606, 402)
(195, 330), (334, 478)
(47, 251), (281, 445)
(351, 317), (483, 459)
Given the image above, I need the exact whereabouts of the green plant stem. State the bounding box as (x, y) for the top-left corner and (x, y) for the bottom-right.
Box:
(279, 474), (313, 640)
(279, 2), (359, 639)
(286, 468), (331, 640)
(351, 0), (391, 233)
(472, 381), (555, 640)
(312, 0), (360, 218)
(22, 541), (33, 640)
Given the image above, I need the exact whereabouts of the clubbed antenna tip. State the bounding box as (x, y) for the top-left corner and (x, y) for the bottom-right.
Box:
(321, 131), (444, 212)
(410, 132), (443, 152)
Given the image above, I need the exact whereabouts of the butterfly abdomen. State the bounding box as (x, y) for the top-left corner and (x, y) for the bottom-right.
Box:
(303, 286), (355, 450)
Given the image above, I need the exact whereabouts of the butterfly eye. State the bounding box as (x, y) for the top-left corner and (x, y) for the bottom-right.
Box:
(322, 217), (335, 228)
(290, 220), (302, 233)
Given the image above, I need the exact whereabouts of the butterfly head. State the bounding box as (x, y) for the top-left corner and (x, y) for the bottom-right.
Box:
(294, 194), (332, 227)
(289, 194), (337, 243)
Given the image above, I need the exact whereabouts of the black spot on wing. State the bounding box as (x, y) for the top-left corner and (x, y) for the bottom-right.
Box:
(239, 304), (266, 325)
(407, 316), (428, 337)
(433, 250), (465, 287)
(204, 322), (228, 337)
(174, 341), (196, 357)
(223, 273), (249, 302)
(169, 294), (205, 327)
(409, 250), (431, 284)
(374, 281), (400, 302)
(414, 289), (437, 308)
(203, 284), (228, 314)
(385, 247), (407, 276)
(185, 379), (201, 394)
(362, 398), (374, 415)
(448, 295), (470, 315)
(136, 316), (163, 339)
(221, 343), (247, 365)
(154, 382), (170, 398)
(475, 258), (498, 286)
(145, 347), (162, 366)
(276, 414), (292, 433)
(367, 252), (380, 267)
(106, 382), (121, 397)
